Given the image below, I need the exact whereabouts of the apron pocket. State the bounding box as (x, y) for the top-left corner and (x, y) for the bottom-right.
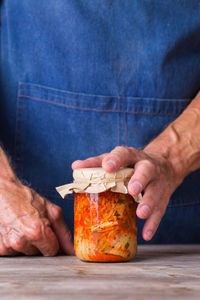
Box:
(15, 82), (120, 193)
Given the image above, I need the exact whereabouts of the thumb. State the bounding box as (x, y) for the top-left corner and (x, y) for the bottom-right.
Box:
(46, 201), (74, 255)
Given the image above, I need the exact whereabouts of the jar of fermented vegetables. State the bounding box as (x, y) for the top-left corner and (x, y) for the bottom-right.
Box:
(56, 168), (141, 262)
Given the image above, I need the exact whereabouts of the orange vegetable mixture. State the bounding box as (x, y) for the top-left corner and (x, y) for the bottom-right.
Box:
(74, 191), (137, 262)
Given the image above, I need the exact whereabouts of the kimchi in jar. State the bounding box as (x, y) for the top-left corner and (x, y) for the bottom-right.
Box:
(56, 168), (142, 262)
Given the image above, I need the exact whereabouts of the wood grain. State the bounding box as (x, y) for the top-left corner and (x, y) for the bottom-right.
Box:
(0, 245), (199, 300)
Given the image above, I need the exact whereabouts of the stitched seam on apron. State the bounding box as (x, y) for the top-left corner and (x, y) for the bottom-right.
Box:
(14, 83), (21, 160)
(123, 95), (127, 146)
(15, 82), (26, 177)
(117, 95), (120, 145)
(19, 94), (183, 116)
(21, 82), (190, 102)
(21, 82), (26, 177)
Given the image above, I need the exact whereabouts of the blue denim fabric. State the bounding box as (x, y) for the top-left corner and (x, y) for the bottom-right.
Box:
(1, 1), (200, 243)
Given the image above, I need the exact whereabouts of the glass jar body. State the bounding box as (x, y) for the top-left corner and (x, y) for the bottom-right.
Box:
(74, 191), (137, 262)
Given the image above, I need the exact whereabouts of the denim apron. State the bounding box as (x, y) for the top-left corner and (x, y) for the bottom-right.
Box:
(1, 1), (200, 244)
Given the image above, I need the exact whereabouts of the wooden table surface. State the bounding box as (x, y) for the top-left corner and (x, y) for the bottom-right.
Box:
(0, 245), (200, 300)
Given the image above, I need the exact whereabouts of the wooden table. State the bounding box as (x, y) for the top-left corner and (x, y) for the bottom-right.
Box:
(0, 245), (199, 299)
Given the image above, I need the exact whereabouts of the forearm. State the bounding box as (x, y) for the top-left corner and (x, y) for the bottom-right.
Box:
(144, 91), (200, 187)
(0, 147), (17, 181)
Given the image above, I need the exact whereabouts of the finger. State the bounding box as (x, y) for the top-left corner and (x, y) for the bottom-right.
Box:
(21, 215), (59, 256)
(136, 183), (168, 241)
(7, 230), (40, 256)
(102, 146), (140, 172)
(0, 233), (16, 256)
(128, 160), (156, 196)
(142, 208), (166, 241)
(72, 154), (107, 170)
(136, 182), (161, 219)
(32, 219), (60, 257)
(46, 201), (74, 255)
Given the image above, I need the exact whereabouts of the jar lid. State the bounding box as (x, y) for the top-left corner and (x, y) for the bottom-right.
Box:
(56, 167), (142, 203)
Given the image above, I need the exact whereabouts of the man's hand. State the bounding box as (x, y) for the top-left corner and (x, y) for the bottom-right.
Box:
(72, 91), (200, 241)
(72, 146), (177, 241)
(0, 148), (74, 256)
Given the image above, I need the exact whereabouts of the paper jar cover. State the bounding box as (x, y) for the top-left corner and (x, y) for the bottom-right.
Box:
(56, 167), (142, 203)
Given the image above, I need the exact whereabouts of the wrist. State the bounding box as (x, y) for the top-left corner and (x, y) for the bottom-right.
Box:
(144, 91), (200, 187)
(144, 129), (186, 188)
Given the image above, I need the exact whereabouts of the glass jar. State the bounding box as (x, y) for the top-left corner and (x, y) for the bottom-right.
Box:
(74, 190), (137, 262)
(56, 167), (141, 262)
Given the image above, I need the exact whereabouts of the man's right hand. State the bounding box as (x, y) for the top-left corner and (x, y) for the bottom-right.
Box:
(0, 147), (74, 256)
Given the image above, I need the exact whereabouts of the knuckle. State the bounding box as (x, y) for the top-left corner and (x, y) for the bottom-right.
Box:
(128, 146), (137, 155)
(145, 194), (155, 206)
(24, 220), (43, 241)
(153, 205), (162, 215)
(113, 146), (134, 163)
(137, 171), (150, 183)
(0, 239), (10, 256)
(115, 145), (126, 151)
(133, 162), (156, 185)
(22, 185), (33, 200)
(8, 234), (24, 251)
(51, 205), (63, 221)
(28, 227), (43, 241)
(114, 146), (129, 155)
(145, 159), (156, 170)
(139, 159), (156, 174)
(153, 205), (166, 218)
